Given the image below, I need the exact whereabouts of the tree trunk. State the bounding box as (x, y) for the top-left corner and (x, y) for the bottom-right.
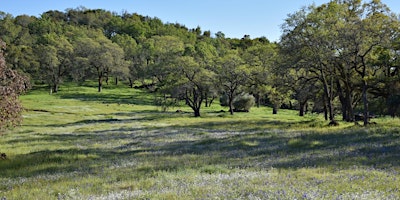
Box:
(189, 89), (203, 117)
(98, 76), (102, 92)
(272, 104), (278, 114)
(345, 92), (354, 122)
(128, 78), (133, 88)
(362, 80), (369, 126)
(299, 100), (306, 116)
(194, 108), (201, 117)
(204, 92), (209, 107)
(209, 96), (215, 107)
(53, 84), (59, 93)
(336, 79), (347, 121)
(229, 98), (234, 115)
(321, 68), (335, 122)
(360, 58), (369, 126)
(255, 93), (261, 108)
(115, 77), (118, 85)
(323, 92), (328, 121)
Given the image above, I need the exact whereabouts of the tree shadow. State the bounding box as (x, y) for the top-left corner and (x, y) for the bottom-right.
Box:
(2, 114), (399, 181)
(58, 88), (154, 106)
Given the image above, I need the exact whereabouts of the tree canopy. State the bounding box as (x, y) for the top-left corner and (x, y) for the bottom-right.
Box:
(0, 0), (399, 122)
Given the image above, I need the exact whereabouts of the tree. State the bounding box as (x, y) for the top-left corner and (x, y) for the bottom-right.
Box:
(0, 13), (38, 77)
(146, 35), (185, 88)
(193, 40), (218, 107)
(242, 41), (277, 107)
(215, 50), (249, 115)
(280, 5), (339, 123)
(170, 56), (214, 117)
(336, 0), (398, 126)
(280, 0), (398, 126)
(36, 33), (74, 93)
(74, 29), (128, 92)
(111, 33), (138, 86)
(0, 39), (30, 129)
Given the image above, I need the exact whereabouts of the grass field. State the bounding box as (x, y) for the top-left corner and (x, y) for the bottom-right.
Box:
(1, 83), (400, 199)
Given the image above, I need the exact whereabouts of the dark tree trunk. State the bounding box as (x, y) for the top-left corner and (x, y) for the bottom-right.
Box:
(345, 92), (354, 122)
(128, 78), (133, 88)
(360, 58), (369, 126)
(194, 108), (201, 117)
(255, 93), (261, 108)
(115, 77), (118, 85)
(299, 100), (307, 116)
(186, 88), (203, 117)
(98, 76), (102, 92)
(204, 92), (209, 107)
(229, 98), (234, 115)
(323, 96), (328, 121)
(336, 79), (347, 121)
(321, 68), (335, 122)
(209, 96), (215, 107)
(362, 80), (369, 126)
(53, 84), (59, 93)
(272, 104), (278, 114)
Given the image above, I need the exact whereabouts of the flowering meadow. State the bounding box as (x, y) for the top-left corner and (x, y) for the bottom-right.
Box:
(1, 85), (399, 199)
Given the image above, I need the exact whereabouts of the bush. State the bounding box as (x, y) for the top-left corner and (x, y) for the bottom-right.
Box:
(233, 93), (255, 112)
(219, 94), (229, 107)
(0, 40), (30, 130)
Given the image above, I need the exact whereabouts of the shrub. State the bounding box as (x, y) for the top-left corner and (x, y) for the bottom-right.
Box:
(0, 40), (30, 130)
(219, 94), (229, 107)
(233, 93), (255, 112)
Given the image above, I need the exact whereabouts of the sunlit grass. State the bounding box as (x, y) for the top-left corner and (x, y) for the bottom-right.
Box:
(0, 83), (399, 199)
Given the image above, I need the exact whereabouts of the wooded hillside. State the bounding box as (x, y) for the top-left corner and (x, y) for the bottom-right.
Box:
(1, 0), (399, 125)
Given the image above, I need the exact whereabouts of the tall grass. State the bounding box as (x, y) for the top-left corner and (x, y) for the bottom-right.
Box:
(0, 83), (399, 199)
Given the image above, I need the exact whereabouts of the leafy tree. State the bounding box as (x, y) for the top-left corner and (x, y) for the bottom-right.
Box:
(336, 0), (398, 125)
(215, 50), (249, 115)
(193, 40), (218, 107)
(170, 56), (214, 117)
(0, 40), (30, 129)
(243, 41), (277, 107)
(0, 13), (38, 77)
(146, 35), (185, 87)
(280, 0), (398, 125)
(110, 33), (136, 85)
(74, 29), (127, 92)
(36, 33), (74, 93)
(280, 5), (338, 123)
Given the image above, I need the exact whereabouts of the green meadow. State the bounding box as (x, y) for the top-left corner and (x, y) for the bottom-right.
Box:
(1, 84), (400, 199)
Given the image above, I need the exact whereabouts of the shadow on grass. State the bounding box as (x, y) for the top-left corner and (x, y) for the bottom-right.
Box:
(37, 111), (184, 128)
(150, 127), (400, 169)
(171, 118), (319, 132)
(2, 118), (399, 180)
(58, 87), (154, 106)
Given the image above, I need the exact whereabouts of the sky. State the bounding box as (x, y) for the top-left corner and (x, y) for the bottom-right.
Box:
(1, 0), (399, 42)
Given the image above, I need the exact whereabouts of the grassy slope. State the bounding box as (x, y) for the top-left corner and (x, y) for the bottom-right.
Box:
(1, 83), (399, 199)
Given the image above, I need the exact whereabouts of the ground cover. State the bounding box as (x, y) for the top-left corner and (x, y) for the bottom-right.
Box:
(1, 84), (399, 199)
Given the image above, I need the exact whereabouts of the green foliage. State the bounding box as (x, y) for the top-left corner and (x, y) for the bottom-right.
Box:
(232, 93), (255, 112)
(280, 0), (399, 123)
(0, 39), (30, 129)
(0, 85), (399, 199)
(219, 93), (229, 107)
(1, 2), (400, 198)
(0, 1), (399, 122)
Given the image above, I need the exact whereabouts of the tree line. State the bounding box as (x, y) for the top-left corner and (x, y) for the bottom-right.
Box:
(0, 0), (399, 128)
